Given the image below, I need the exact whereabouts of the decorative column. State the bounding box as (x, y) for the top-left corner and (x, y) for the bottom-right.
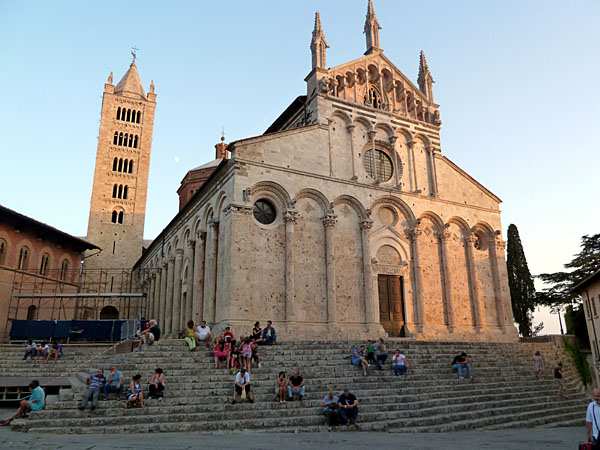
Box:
(347, 124), (357, 180)
(360, 218), (376, 327)
(284, 209), (299, 325)
(389, 135), (400, 188)
(149, 273), (156, 319)
(327, 118), (334, 177)
(408, 225), (425, 331)
(438, 229), (455, 330)
(165, 256), (175, 335)
(323, 213), (338, 326)
(408, 141), (418, 191)
(185, 239), (196, 324)
(203, 219), (219, 325)
(489, 232), (509, 328)
(159, 263), (167, 331)
(368, 130), (378, 183)
(193, 231), (206, 322)
(465, 234), (484, 330)
(171, 248), (183, 333)
(429, 146), (440, 196)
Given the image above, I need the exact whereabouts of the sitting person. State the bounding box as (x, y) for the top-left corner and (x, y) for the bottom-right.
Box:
(230, 339), (242, 373)
(214, 339), (232, 369)
(79, 369), (106, 411)
(195, 320), (213, 346)
(365, 340), (375, 365)
(263, 320), (277, 345)
(222, 326), (236, 346)
(232, 368), (254, 404)
(321, 391), (340, 426)
(136, 321), (155, 352)
(287, 370), (305, 401)
(36, 342), (49, 361)
(338, 388), (359, 425)
(372, 338), (388, 370)
(276, 371), (287, 403)
(351, 346), (369, 376)
(250, 338), (262, 368)
(23, 340), (37, 361)
(251, 321), (266, 344)
(148, 368), (165, 400)
(103, 365), (124, 400)
(124, 374), (144, 409)
(183, 320), (197, 351)
(148, 319), (161, 343)
(392, 349), (408, 376)
(44, 340), (63, 364)
(0, 380), (45, 425)
(241, 337), (253, 370)
(451, 352), (472, 380)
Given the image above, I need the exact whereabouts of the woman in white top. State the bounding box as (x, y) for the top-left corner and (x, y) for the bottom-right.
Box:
(533, 351), (543, 380)
(392, 350), (408, 376)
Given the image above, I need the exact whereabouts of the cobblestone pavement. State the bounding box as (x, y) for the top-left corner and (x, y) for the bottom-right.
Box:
(0, 427), (585, 449)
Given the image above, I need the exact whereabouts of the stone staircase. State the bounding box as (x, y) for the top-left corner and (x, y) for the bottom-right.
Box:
(1, 339), (588, 434)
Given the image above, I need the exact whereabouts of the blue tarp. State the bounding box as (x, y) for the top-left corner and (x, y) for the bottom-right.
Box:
(10, 320), (127, 341)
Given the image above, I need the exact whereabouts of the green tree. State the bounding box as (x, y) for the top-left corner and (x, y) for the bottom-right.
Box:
(506, 224), (537, 337)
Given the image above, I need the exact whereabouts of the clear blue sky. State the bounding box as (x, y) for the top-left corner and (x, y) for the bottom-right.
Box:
(1, 1), (598, 334)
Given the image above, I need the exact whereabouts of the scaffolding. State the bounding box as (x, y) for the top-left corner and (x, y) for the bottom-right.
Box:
(3, 267), (150, 340)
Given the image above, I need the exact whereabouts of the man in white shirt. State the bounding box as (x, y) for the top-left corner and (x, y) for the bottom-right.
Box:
(194, 321), (213, 346)
(586, 388), (600, 445)
(232, 368), (254, 404)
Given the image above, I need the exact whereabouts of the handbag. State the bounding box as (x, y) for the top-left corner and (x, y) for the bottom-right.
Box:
(579, 444), (594, 450)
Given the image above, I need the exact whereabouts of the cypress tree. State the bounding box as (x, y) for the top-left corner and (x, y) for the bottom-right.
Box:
(506, 224), (536, 337)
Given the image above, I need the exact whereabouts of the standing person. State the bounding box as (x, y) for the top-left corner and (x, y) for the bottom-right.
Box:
(103, 365), (124, 400)
(276, 371), (287, 403)
(321, 392), (340, 426)
(183, 321), (196, 351)
(195, 320), (213, 346)
(124, 374), (144, 409)
(373, 338), (388, 369)
(287, 370), (305, 401)
(263, 321), (277, 345)
(365, 340), (375, 365)
(44, 341), (62, 364)
(0, 381), (45, 425)
(554, 362), (568, 399)
(351, 346), (369, 376)
(451, 352), (472, 380)
(392, 350), (408, 376)
(78, 369), (106, 411)
(148, 368), (165, 400)
(241, 337), (253, 370)
(586, 388), (600, 446)
(338, 388), (359, 425)
(232, 368), (254, 404)
(533, 351), (543, 380)
(23, 340), (37, 360)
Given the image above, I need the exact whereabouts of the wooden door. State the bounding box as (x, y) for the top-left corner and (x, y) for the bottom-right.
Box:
(378, 275), (405, 336)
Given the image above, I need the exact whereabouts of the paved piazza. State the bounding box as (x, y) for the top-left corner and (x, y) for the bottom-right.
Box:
(0, 427), (584, 449)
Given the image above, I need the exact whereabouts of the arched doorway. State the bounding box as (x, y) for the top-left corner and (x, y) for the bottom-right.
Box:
(26, 305), (37, 320)
(100, 306), (119, 320)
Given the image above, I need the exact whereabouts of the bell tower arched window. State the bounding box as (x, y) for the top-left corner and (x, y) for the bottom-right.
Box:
(17, 246), (29, 270)
(39, 253), (50, 276)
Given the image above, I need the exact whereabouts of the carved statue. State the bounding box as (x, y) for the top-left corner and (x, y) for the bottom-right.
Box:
(318, 78), (329, 94)
(433, 109), (442, 125)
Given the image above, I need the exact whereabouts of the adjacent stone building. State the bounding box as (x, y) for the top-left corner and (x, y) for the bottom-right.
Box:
(135, 2), (519, 342)
(573, 271), (600, 385)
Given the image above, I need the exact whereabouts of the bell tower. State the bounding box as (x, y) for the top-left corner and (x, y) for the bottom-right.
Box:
(85, 60), (157, 271)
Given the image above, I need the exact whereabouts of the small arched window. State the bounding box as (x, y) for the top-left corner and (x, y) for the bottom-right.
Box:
(59, 259), (69, 281)
(0, 239), (6, 265)
(39, 253), (50, 276)
(118, 133), (123, 146)
(126, 109), (131, 122)
(133, 135), (138, 148)
(136, 111), (141, 123)
(123, 185), (128, 200)
(113, 132), (118, 145)
(111, 211), (118, 223)
(118, 158), (123, 172)
(26, 305), (37, 321)
(128, 160), (133, 173)
(128, 134), (133, 148)
(121, 108), (126, 121)
(112, 158), (118, 171)
(118, 211), (124, 224)
(116, 107), (121, 120)
(112, 184), (118, 198)
(17, 246), (29, 270)
(118, 184), (123, 198)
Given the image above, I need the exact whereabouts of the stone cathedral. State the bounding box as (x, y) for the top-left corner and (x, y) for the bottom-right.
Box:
(135, 1), (519, 342)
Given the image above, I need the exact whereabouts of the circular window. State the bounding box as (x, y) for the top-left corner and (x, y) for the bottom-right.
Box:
(363, 149), (393, 182)
(253, 199), (276, 225)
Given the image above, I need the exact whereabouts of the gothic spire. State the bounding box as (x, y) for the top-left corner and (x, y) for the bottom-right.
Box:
(311, 11), (329, 70)
(418, 50), (434, 102)
(114, 61), (147, 99)
(364, 0), (381, 55)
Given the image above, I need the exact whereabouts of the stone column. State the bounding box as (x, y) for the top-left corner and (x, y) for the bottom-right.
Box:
(194, 231), (206, 322)
(489, 233), (510, 328)
(284, 209), (299, 324)
(368, 130), (378, 183)
(360, 218), (376, 327)
(389, 135), (400, 188)
(149, 273), (156, 320)
(323, 213), (338, 326)
(165, 256), (175, 335)
(408, 225), (424, 331)
(438, 229), (455, 330)
(171, 248), (183, 333)
(347, 124), (357, 180)
(465, 235), (484, 330)
(327, 118), (334, 177)
(430, 146), (440, 196)
(408, 141), (418, 191)
(159, 262), (167, 333)
(203, 219), (219, 325)
(185, 239), (196, 324)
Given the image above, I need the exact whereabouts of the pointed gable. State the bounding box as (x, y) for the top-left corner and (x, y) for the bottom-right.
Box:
(114, 61), (147, 99)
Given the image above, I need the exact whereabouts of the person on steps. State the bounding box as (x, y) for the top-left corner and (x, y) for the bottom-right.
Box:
(533, 351), (543, 380)
(351, 346), (369, 376)
(183, 320), (196, 351)
(148, 368), (165, 400)
(287, 370), (305, 401)
(0, 381), (45, 425)
(263, 320), (277, 345)
(103, 365), (124, 400)
(276, 371), (287, 403)
(338, 388), (359, 425)
(586, 388), (600, 446)
(365, 340), (375, 365)
(321, 392), (340, 426)
(23, 340), (37, 360)
(44, 340), (62, 364)
(36, 342), (49, 361)
(148, 320), (161, 343)
(232, 368), (254, 404)
(136, 322), (153, 352)
(555, 362), (568, 399)
(251, 321), (266, 345)
(195, 320), (213, 346)
(78, 369), (106, 411)
(392, 349), (408, 376)
(451, 352), (472, 380)
(124, 374), (144, 409)
(241, 337), (253, 370)
(373, 338), (388, 370)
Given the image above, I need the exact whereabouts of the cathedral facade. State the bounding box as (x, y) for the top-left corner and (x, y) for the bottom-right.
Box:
(135, 2), (519, 342)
